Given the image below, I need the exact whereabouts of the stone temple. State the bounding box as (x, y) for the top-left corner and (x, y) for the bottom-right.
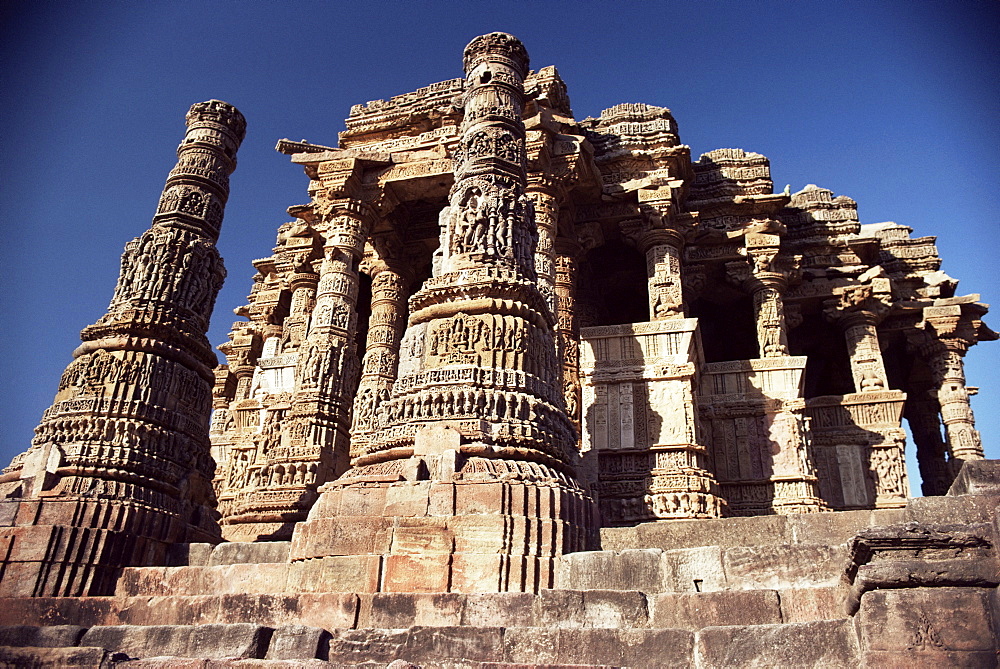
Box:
(0, 33), (997, 667)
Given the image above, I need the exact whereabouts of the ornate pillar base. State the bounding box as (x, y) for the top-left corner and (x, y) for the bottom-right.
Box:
(289, 451), (594, 593)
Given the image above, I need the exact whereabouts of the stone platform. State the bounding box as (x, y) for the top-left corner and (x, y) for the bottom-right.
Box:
(1, 463), (997, 667)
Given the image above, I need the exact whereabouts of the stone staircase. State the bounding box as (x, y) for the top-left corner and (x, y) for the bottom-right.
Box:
(1, 471), (997, 667)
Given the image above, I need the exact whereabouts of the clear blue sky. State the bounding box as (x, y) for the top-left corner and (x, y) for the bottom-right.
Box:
(2, 1), (998, 495)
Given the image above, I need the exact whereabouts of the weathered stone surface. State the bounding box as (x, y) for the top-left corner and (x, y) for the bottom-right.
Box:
(660, 546), (728, 592)
(534, 589), (649, 629)
(264, 624), (330, 660)
(857, 587), (996, 652)
(0, 596), (116, 627)
(722, 543), (847, 590)
(0, 645), (122, 667)
(555, 549), (663, 591)
(650, 590), (781, 629)
(209, 542), (291, 566)
(287, 555), (381, 593)
(166, 543), (215, 567)
(81, 624), (273, 660)
(504, 627), (693, 668)
(0, 625), (86, 647)
(948, 459), (1000, 496)
(777, 586), (846, 622)
(696, 620), (860, 668)
(360, 593), (464, 628)
(903, 494), (1000, 525)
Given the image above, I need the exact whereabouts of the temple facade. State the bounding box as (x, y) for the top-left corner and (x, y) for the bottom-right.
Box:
(0, 33), (997, 667)
(205, 36), (993, 547)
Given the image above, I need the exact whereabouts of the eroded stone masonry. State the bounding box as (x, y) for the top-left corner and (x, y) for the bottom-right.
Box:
(0, 34), (997, 668)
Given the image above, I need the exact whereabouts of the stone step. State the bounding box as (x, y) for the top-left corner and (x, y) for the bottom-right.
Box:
(120, 538), (850, 599)
(0, 621), (861, 668)
(557, 542), (849, 594)
(599, 493), (999, 553)
(0, 586), (846, 632)
(165, 541), (292, 567)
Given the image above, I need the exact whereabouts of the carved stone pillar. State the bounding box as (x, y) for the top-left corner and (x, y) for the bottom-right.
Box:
(904, 394), (951, 496)
(350, 256), (410, 456)
(283, 271), (319, 352)
(290, 33), (595, 594)
(0, 101), (245, 596)
(554, 239), (582, 432)
(813, 275), (907, 509)
(621, 219), (686, 321)
(920, 305), (985, 470)
(526, 181), (560, 319)
(824, 277), (892, 393)
(729, 233), (791, 357)
(289, 203), (371, 479)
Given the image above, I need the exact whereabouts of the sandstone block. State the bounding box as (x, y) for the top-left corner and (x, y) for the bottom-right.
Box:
(660, 546), (728, 592)
(777, 586), (846, 622)
(650, 590), (781, 629)
(384, 482), (432, 517)
(506, 627), (690, 667)
(722, 543), (847, 590)
(361, 593), (464, 628)
(294, 593), (360, 630)
(862, 649), (999, 668)
(638, 515), (789, 550)
(390, 519), (453, 554)
(405, 625), (504, 662)
(265, 624), (330, 660)
(620, 628), (696, 668)
(382, 554), (451, 593)
(453, 481), (506, 515)
(449, 553), (506, 593)
(326, 628), (410, 664)
(461, 592), (535, 626)
(338, 484), (388, 517)
(0, 560), (46, 597)
(209, 541), (290, 566)
(598, 526), (641, 551)
(165, 543), (214, 567)
(857, 587), (996, 653)
(215, 594), (299, 626)
(534, 589), (648, 628)
(162, 566), (222, 597)
(695, 619), (859, 668)
(428, 482), (456, 516)
(787, 509), (899, 545)
(0, 501), (18, 527)
(0, 596), (116, 627)
(117, 595), (221, 626)
(555, 549), (663, 592)
(288, 554), (381, 593)
(220, 563), (289, 594)
(0, 624), (86, 647)
(948, 459), (1000, 496)
(0, 646), (121, 667)
(904, 494), (1000, 525)
(288, 516), (391, 560)
(449, 514), (512, 553)
(81, 623), (273, 660)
